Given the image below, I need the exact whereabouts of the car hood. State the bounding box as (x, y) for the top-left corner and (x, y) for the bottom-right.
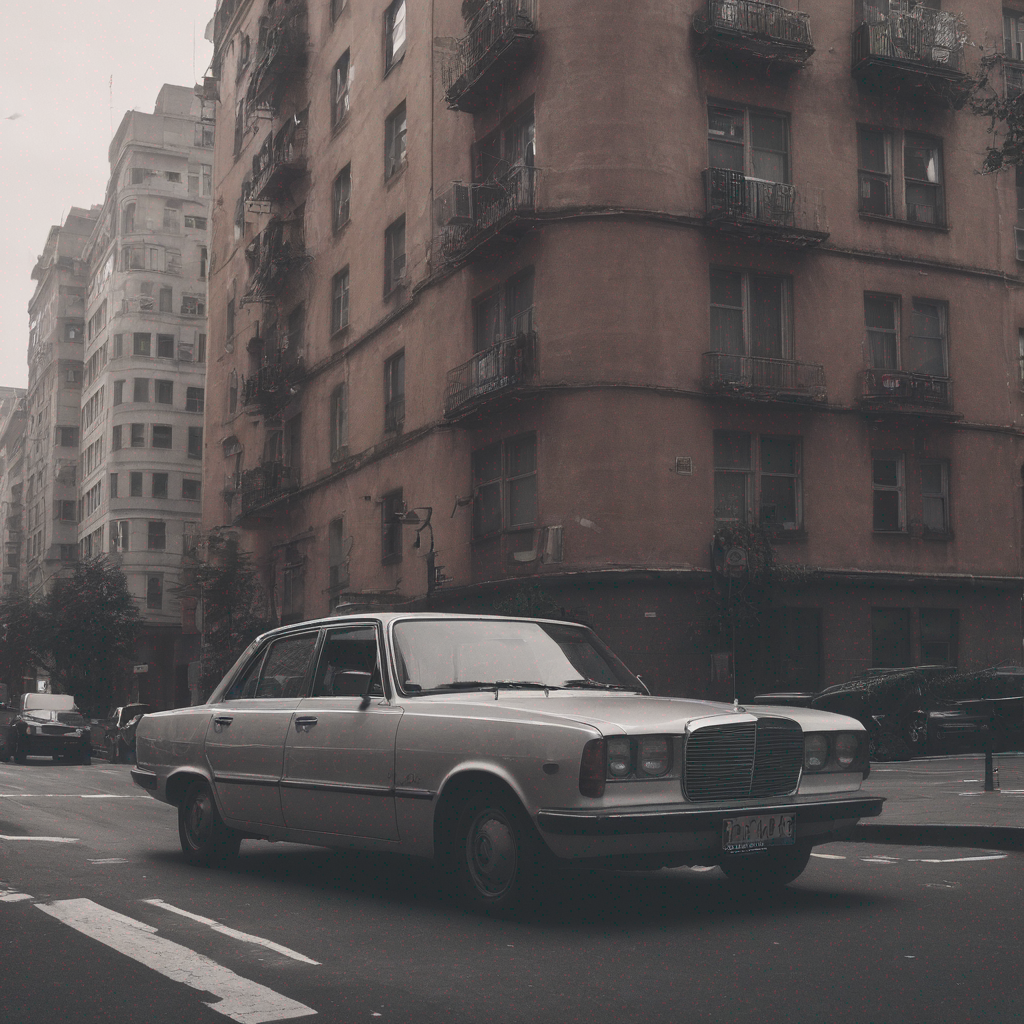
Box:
(407, 691), (863, 734)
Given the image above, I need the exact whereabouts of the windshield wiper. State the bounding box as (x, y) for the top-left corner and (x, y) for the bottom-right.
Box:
(407, 681), (553, 698)
(563, 678), (644, 693)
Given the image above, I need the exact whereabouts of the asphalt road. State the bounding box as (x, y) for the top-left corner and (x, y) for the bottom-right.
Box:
(1, 760), (1020, 1024)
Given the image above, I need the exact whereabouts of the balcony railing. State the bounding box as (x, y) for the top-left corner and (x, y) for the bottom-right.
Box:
(860, 368), (953, 410)
(445, 311), (536, 418)
(852, 7), (967, 90)
(702, 352), (826, 403)
(241, 219), (312, 304)
(241, 358), (305, 412)
(436, 165), (538, 265)
(704, 168), (828, 246)
(251, 117), (308, 203)
(239, 461), (299, 517)
(246, 1), (308, 111)
(693, 1), (814, 68)
(443, 0), (537, 113)
(384, 397), (406, 434)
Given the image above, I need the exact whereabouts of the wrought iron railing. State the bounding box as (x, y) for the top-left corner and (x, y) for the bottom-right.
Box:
(438, 165), (538, 264)
(695, 1), (813, 49)
(241, 358), (305, 409)
(246, 1), (308, 109)
(704, 168), (827, 238)
(702, 352), (825, 401)
(239, 461), (299, 516)
(442, 0), (537, 110)
(853, 7), (966, 77)
(242, 220), (312, 303)
(862, 368), (952, 408)
(252, 119), (308, 201)
(445, 312), (535, 417)
(384, 397), (406, 434)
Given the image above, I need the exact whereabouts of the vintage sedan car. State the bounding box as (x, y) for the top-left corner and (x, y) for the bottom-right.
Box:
(134, 614), (883, 913)
(90, 704), (151, 763)
(13, 693), (92, 764)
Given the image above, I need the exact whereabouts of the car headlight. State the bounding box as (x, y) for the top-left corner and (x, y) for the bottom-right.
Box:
(804, 734), (829, 771)
(606, 737), (632, 778)
(834, 732), (859, 768)
(638, 736), (671, 777)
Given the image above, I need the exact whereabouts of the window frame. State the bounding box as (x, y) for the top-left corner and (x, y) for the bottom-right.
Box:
(709, 268), (794, 360)
(147, 520), (167, 551)
(384, 102), (407, 180)
(872, 451), (906, 534)
(331, 51), (351, 129)
(381, 488), (404, 563)
(857, 124), (947, 227)
(919, 458), (951, 537)
(332, 165), (352, 232)
(330, 383), (348, 458)
(713, 432), (803, 531)
(384, 0), (407, 73)
(384, 216), (406, 295)
(384, 350), (406, 432)
(331, 267), (350, 334)
(707, 103), (791, 184)
(472, 433), (539, 539)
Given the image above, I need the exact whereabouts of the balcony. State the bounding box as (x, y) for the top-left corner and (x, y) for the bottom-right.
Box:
(251, 115), (308, 204)
(445, 312), (536, 419)
(852, 6), (967, 99)
(443, 0), (537, 113)
(241, 219), (311, 304)
(704, 168), (828, 247)
(702, 352), (825, 404)
(859, 368), (956, 416)
(245, 1), (308, 113)
(436, 165), (538, 266)
(239, 461), (299, 518)
(241, 358), (305, 415)
(693, 1), (813, 70)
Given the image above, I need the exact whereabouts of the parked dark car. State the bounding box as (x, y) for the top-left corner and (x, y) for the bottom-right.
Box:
(90, 704), (151, 763)
(0, 702), (16, 762)
(12, 694), (92, 764)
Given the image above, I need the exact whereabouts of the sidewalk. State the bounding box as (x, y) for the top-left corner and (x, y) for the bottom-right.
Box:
(849, 752), (1024, 851)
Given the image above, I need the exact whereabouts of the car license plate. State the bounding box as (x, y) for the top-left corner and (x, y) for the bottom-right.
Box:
(722, 813), (795, 853)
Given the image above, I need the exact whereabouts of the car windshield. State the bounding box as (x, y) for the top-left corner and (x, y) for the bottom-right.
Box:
(392, 619), (644, 694)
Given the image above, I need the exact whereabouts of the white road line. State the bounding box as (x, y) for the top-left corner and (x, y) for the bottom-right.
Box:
(0, 835), (80, 843)
(0, 890), (34, 902)
(908, 854), (1008, 863)
(810, 853), (846, 860)
(861, 858), (900, 864)
(143, 900), (321, 965)
(80, 794), (148, 799)
(36, 899), (316, 1024)
(89, 858), (129, 865)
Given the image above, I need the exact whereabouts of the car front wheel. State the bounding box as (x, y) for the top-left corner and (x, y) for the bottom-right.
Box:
(177, 780), (240, 868)
(719, 842), (812, 890)
(14, 740), (28, 765)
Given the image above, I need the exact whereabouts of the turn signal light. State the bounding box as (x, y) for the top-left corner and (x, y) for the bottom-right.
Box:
(579, 738), (607, 797)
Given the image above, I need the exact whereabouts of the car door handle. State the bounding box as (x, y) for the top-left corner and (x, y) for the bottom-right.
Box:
(294, 716), (318, 733)
(213, 716), (233, 731)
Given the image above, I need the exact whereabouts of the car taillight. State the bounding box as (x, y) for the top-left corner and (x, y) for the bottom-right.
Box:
(638, 736), (670, 777)
(579, 738), (606, 797)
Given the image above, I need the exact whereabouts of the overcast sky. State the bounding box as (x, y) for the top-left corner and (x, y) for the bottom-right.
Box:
(0, 2), (216, 389)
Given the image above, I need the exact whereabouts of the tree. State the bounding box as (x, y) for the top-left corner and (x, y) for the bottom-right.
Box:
(176, 531), (273, 699)
(965, 53), (1024, 172)
(0, 588), (41, 698)
(35, 559), (141, 713)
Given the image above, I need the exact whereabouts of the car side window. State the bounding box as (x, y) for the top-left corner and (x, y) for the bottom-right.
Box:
(223, 648), (268, 701)
(311, 627), (383, 698)
(257, 633), (320, 699)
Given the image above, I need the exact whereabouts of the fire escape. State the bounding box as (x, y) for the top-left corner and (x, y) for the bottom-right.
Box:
(241, 217), (311, 307)
(238, 460), (300, 520)
(692, 0), (814, 71)
(245, 1), (309, 129)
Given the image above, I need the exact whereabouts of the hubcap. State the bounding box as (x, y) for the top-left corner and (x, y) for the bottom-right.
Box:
(185, 790), (213, 850)
(465, 808), (518, 898)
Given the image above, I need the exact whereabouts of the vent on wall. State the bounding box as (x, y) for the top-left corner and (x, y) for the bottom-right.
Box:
(675, 456), (693, 475)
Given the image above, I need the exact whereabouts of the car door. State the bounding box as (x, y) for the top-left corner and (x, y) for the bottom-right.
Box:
(204, 629), (321, 827)
(281, 624), (403, 840)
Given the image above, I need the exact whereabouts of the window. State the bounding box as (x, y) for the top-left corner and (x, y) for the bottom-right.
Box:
(113, 334), (124, 357)
(165, 171), (181, 184)
(110, 473), (118, 498)
(113, 380), (124, 405)
(181, 295), (205, 316)
(331, 0), (347, 21)
(188, 168), (199, 193)
(234, 98), (245, 156)
(229, 369), (238, 414)
(384, 350), (405, 432)
(329, 517), (349, 590)
(713, 432), (802, 530)
(920, 609), (958, 665)
(60, 545), (77, 562)
(472, 434), (538, 537)
(330, 383), (347, 457)
(111, 521), (129, 553)
(920, 459), (950, 535)
(183, 521), (200, 557)
(133, 333), (151, 356)
(710, 269), (792, 359)
(202, 164), (212, 196)
(130, 423), (145, 447)
(864, 295), (948, 375)
(130, 167), (147, 185)
(188, 426), (203, 459)
(148, 521), (166, 551)
(163, 205), (180, 231)
(133, 378), (150, 403)
(152, 425), (173, 449)
(234, 195), (245, 241)
(112, 424), (122, 450)
(384, 0), (407, 72)
(130, 472), (143, 497)
(147, 575), (163, 610)
(155, 380), (173, 404)
(385, 102), (407, 179)
(474, 105), (535, 182)
(182, 478), (201, 500)
(196, 121), (215, 148)
(184, 215), (208, 230)
(56, 426), (79, 447)
(857, 127), (945, 226)
(122, 203), (135, 234)
(331, 268), (350, 333)
(183, 386), (204, 413)
(333, 166), (351, 230)
(199, 246), (208, 280)
(332, 52), (351, 128)
(865, 294), (899, 368)
(384, 216), (406, 294)
(55, 500), (77, 522)
(382, 489), (404, 562)
(872, 452), (905, 533)
(708, 105), (789, 182)
(473, 270), (535, 352)
(197, 334), (207, 363)
(152, 473), (168, 499)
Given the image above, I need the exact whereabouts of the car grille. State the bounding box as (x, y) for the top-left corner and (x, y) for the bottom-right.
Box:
(683, 718), (803, 802)
(41, 726), (73, 735)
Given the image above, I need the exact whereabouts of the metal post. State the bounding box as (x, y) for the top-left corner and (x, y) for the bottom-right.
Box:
(984, 702), (995, 792)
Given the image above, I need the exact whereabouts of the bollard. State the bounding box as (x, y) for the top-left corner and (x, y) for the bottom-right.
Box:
(984, 749), (995, 791)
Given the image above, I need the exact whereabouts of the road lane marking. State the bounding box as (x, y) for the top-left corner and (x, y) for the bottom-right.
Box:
(89, 858), (129, 865)
(810, 853), (846, 860)
(861, 857), (900, 864)
(143, 900), (321, 965)
(0, 835), (80, 843)
(80, 794), (148, 799)
(908, 854), (1008, 863)
(35, 899), (316, 1023)
(0, 890), (34, 902)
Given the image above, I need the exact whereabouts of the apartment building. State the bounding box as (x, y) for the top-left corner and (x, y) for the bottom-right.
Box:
(202, 0), (1024, 698)
(0, 388), (27, 596)
(77, 85), (212, 709)
(23, 208), (101, 600)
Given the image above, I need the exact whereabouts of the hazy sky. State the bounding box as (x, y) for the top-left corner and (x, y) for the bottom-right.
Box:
(0, 2), (216, 389)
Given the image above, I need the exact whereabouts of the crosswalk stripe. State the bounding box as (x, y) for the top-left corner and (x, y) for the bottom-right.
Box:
(0, 834), (79, 842)
(36, 899), (316, 1023)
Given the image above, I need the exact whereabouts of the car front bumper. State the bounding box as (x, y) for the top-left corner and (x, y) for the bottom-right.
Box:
(18, 734), (90, 757)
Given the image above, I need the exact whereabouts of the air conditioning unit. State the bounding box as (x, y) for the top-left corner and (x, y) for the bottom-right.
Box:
(1015, 227), (1024, 262)
(436, 182), (474, 226)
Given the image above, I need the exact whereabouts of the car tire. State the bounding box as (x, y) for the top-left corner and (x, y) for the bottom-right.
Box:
(178, 779), (241, 868)
(905, 714), (928, 757)
(14, 741), (27, 764)
(79, 749), (92, 766)
(446, 785), (547, 916)
(107, 739), (119, 764)
(719, 842), (812, 890)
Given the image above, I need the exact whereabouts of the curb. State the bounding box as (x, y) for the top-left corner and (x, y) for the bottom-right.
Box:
(846, 822), (1024, 852)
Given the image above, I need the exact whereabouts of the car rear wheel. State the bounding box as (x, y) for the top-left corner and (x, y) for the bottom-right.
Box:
(106, 739), (119, 764)
(719, 842), (812, 890)
(178, 780), (240, 868)
(446, 786), (547, 916)
(14, 741), (27, 764)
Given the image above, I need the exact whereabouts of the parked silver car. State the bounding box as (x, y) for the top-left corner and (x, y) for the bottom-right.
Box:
(133, 613), (883, 913)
